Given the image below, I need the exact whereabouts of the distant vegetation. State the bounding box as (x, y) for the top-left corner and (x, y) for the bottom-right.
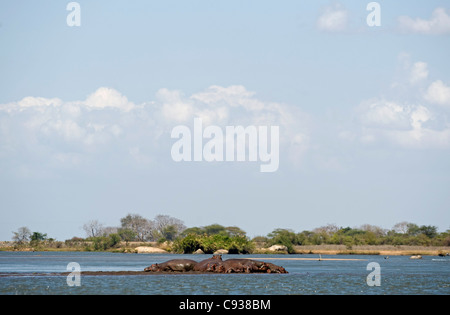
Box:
(172, 224), (254, 254)
(254, 223), (450, 253)
(5, 215), (450, 253)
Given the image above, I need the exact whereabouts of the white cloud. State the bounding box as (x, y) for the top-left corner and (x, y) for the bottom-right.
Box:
(157, 88), (195, 123)
(191, 85), (264, 111)
(391, 54), (429, 89)
(316, 4), (349, 32)
(0, 96), (62, 113)
(409, 62), (428, 84)
(85, 87), (135, 111)
(398, 7), (450, 35)
(424, 80), (450, 107)
(352, 55), (450, 149)
(0, 85), (310, 175)
(357, 99), (450, 149)
(359, 99), (411, 129)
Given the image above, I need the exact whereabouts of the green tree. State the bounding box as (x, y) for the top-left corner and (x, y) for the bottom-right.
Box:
(225, 226), (247, 237)
(181, 227), (204, 236)
(419, 225), (438, 238)
(406, 223), (421, 236)
(267, 229), (297, 253)
(173, 234), (202, 254)
(203, 224), (227, 236)
(118, 228), (136, 246)
(30, 232), (47, 242)
(160, 225), (178, 241)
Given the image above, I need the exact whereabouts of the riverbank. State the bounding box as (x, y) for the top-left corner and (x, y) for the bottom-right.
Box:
(1, 241), (449, 256)
(291, 245), (450, 256)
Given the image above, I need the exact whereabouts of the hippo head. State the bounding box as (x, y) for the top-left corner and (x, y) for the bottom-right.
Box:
(211, 254), (223, 261)
(144, 263), (159, 272)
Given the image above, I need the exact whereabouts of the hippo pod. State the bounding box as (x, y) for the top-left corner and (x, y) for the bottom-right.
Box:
(194, 256), (287, 274)
(144, 255), (288, 274)
(224, 259), (288, 274)
(144, 259), (197, 272)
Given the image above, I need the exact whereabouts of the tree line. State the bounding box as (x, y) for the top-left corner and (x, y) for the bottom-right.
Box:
(258, 222), (450, 253)
(10, 215), (450, 253)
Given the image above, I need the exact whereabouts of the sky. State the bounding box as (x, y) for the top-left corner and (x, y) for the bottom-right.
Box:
(1, 0), (450, 241)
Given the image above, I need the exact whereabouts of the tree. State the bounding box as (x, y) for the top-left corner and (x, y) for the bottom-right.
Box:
(313, 224), (339, 236)
(181, 227), (204, 236)
(101, 226), (118, 236)
(225, 226), (247, 237)
(118, 228), (136, 245)
(12, 227), (32, 244)
(419, 225), (438, 238)
(392, 221), (409, 234)
(153, 214), (186, 240)
(202, 224), (227, 236)
(359, 224), (386, 237)
(160, 225), (178, 241)
(83, 220), (104, 238)
(30, 232), (47, 242)
(406, 223), (421, 236)
(120, 213), (152, 241)
(267, 229), (297, 253)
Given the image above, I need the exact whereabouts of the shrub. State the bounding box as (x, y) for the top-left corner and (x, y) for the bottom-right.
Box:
(172, 234), (254, 254)
(173, 234), (202, 254)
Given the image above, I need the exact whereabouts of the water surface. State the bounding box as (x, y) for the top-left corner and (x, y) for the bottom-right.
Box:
(0, 252), (448, 295)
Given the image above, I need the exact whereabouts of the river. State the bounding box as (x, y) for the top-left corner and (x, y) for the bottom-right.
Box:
(0, 251), (448, 295)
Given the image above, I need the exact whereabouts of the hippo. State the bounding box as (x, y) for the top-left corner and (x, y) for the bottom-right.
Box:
(193, 255), (288, 274)
(144, 259), (198, 272)
(221, 259), (288, 274)
(193, 254), (225, 272)
(145, 255), (288, 274)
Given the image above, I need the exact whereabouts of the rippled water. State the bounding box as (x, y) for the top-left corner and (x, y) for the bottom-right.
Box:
(0, 252), (449, 295)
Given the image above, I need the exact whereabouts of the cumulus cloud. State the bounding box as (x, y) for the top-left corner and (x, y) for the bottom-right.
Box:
(409, 62), (429, 85)
(160, 85), (310, 157)
(85, 87), (135, 111)
(391, 54), (429, 89)
(398, 7), (450, 35)
(357, 99), (450, 149)
(352, 55), (450, 150)
(359, 99), (411, 129)
(0, 96), (62, 113)
(316, 3), (349, 32)
(424, 80), (450, 107)
(0, 85), (309, 176)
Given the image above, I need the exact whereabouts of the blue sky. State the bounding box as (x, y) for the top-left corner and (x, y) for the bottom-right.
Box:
(1, 0), (450, 240)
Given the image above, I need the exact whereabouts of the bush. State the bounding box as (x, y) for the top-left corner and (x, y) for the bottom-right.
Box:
(172, 234), (254, 254)
(267, 229), (298, 253)
(89, 234), (121, 251)
(172, 234), (202, 254)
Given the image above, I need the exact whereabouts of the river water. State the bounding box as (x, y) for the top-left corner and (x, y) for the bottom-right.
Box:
(0, 252), (448, 295)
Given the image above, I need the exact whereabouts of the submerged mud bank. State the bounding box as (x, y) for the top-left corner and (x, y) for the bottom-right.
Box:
(0, 271), (245, 277)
